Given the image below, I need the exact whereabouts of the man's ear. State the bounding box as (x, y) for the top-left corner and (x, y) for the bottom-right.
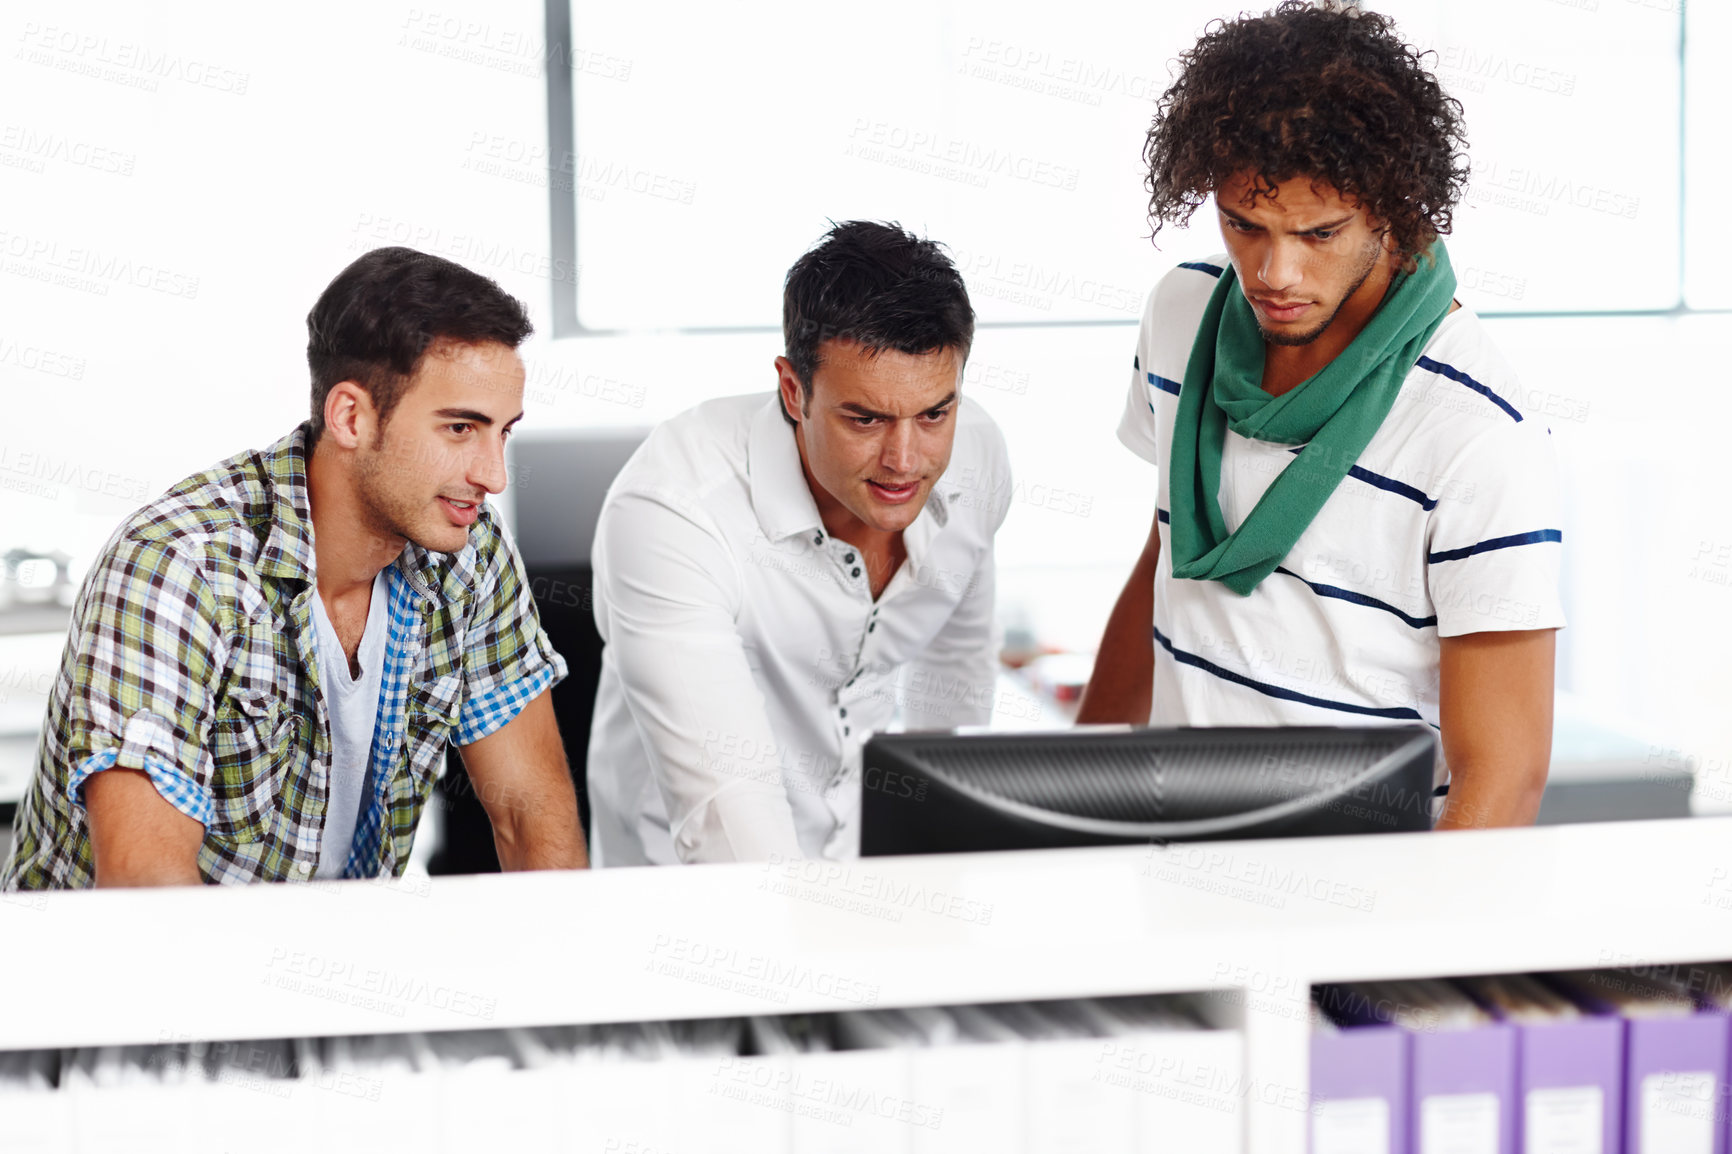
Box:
(773, 356), (806, 425)
(322, 381), (375, 450)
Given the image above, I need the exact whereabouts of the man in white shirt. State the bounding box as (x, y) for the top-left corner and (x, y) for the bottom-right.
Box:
(1079, 4), (1563, 829)
(587, 221), (1011, 865)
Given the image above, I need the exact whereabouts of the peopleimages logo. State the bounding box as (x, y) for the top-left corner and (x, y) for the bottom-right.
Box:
(0, 125), (136, 176)
(398, 9), (633, 81)
(957, 37), (1167, 105)
(0, 336), (86, 380)
(949, 248), (1143, 315)
(758, 854), (996, 926)
(0, 445), (150, 502)
(711, 1057), (946, 1130)
(1143, 843), (1379, 913)
(15, 23), (250, 94)
(262, 948), (497, 1020)
(645, 935), (882, 1007)
(1470, 161), (1641, 220)
(844, 120), (1081, 192)
(0, 230), (200, 299)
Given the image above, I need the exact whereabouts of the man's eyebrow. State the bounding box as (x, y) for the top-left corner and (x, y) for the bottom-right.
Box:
(434, 408), (524, 426)
(837, 393), (957, 420)
(1219, 203), (1355, 234)
(1299, 215), (1355, 233)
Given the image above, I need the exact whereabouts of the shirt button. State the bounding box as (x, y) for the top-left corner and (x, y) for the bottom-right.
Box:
(814, 533), (823, 545)
(295, 862), (311, 875)
(839, 708), (847, 718)
(851, 568), (861, 578)
(844, 726), (851, 736)
(844, 552), (856, 563)
(868, 622), (876, 632)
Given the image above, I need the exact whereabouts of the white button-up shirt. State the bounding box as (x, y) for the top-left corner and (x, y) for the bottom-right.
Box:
(587, 393), (1010, 866)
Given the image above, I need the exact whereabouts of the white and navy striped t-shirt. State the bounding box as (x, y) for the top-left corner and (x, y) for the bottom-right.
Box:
(1118, 256), (1565, 747)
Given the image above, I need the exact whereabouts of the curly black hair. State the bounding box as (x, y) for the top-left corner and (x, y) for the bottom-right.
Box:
(1143, 1), (1469, 265)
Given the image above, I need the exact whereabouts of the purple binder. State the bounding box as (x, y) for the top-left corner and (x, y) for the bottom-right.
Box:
(1624, 1011), (1728, 1154)
(1311, 1025), (1409, 1154)
(1519, 1016), (1624, 1154)
(1409, 1022), (1518, 1154)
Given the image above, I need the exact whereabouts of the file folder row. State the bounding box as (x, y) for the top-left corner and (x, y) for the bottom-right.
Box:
(1311, 964), (1732, 1154)
(0, 994), (1244, 1153)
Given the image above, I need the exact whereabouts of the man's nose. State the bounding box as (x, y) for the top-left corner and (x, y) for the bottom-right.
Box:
(471, 437), (509, 495)
(881, 421), (917, 475)
(1258, 238), (1304, 293)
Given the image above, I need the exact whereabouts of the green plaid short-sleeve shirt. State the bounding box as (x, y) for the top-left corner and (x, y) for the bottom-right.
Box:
(1, 423), (566, 888)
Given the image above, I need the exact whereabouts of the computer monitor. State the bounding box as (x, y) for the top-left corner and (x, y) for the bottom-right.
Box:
(860, 725), (1438, 856)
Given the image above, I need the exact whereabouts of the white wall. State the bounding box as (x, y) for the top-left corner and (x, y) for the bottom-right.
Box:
(2, 0), (557, 566)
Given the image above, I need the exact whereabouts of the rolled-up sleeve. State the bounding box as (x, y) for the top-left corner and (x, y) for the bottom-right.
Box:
(63, 539), (227, 827)
(593, 490), (803, 863)
(456, 514), (568, 745)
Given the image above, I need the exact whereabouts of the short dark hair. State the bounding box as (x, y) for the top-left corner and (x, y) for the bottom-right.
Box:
(306, 247), (533, 441)
(780, 221), (974, 424)
(1143, 1), (1469, 266)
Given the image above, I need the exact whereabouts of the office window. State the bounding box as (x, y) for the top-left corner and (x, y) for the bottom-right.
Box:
(1376, 0), (1680, 313)
(566, 1), (1231, 332)
(564, 0), (1683, 331)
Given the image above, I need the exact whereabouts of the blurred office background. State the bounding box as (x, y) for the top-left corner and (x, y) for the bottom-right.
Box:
(0, 0), (1725, 857)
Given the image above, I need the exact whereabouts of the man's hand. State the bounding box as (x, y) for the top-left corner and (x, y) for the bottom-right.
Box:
(85, 768), (204, 886)
(457, 690), (588, 869)
(1077, 505), (1162, 724)
(1434, 628), (1557, 830)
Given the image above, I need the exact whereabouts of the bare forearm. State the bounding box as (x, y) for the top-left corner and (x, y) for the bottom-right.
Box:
(95, 854), (202, 887)
(1077, 549), (1158, 725)
(489, 777), (589, 870)
(1434, 629), (1556, 831)
(463, 693), (589, 870)
(1433, 760), (1547, 830)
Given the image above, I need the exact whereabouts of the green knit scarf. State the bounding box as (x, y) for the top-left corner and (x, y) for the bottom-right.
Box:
(1167, 243), (1456, 595)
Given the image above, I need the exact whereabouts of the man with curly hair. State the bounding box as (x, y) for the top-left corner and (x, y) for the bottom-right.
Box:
(1079, 2), (1564, 830)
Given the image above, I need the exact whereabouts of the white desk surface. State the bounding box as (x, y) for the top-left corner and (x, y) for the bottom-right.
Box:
(3, 816), (1730, 1151)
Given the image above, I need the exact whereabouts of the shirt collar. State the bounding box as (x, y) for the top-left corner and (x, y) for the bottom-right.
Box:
(748, 398), (825, 541)
(400, 532), (479, 607)
(746, 395), (955, 557)
(255, 424), (318, 584)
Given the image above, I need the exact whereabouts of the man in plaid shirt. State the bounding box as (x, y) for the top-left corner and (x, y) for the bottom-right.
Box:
(2, 247), (587, 887)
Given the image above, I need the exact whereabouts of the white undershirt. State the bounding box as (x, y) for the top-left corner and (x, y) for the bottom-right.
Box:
(310, 568), (391, 879)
